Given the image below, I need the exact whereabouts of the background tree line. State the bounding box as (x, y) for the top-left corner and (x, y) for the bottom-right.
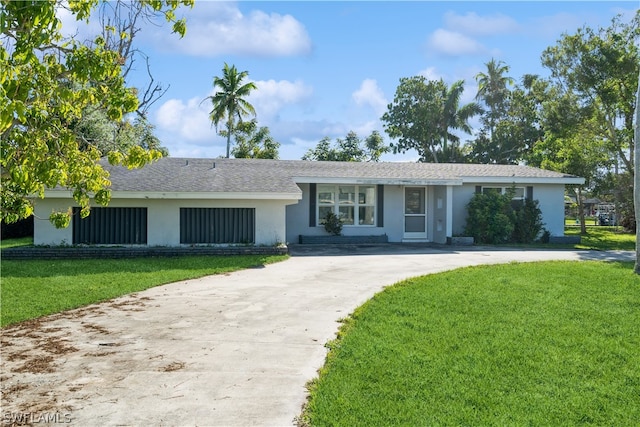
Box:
(2, 2), (638, 238)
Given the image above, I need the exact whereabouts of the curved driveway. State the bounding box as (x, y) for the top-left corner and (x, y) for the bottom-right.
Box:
(1, 246), (633, 426)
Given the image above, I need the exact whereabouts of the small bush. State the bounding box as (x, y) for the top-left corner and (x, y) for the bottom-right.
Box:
(465, 191), (544, 245)
(512, 199), (544, 244)
(323, 211), (343, 236)
(464, 191), (514, 244)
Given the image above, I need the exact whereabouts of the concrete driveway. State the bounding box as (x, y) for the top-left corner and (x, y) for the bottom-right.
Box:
(1, 246), (633, 426)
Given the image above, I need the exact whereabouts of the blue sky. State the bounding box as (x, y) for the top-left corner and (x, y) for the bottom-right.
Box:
(68, 1), (640, 161)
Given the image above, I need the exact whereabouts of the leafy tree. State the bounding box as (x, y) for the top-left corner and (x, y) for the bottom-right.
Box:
(440, 80), (483, 159)
(204, 63), (257, 159)
(469, 75), (545, 165)
(381, 77), (480, 163)
(73, 107), (168, 156)
(1, 0), (192, 226)
(302, 131), (389, 162)
(230, 120), (280, 159)
(541, 12), (639, 174)
(532, 88), (611, 234)
(98, 0), (180, 116)
(475, 58), (514, 140)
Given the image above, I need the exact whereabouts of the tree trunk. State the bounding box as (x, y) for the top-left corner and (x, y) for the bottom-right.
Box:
(634, 70), (640, 274)
(226, 118), (232, 159)
(577, 186), (587, 235)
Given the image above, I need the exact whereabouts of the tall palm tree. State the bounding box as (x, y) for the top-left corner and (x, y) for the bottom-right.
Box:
(475, 59), (514, 139)
(439, 80), (482, 162)
(203, 63), (257, 158)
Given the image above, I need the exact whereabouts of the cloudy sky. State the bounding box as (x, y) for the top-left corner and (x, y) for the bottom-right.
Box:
(67, 1), (639, 161)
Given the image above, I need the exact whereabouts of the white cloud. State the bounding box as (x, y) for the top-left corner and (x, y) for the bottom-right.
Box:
(419, 67), (443, 81)
(443, 11), (519, 36)
(155, 97), (216, 143)
(352, 79), (387, 116)
(427, 29), (487, 56)
(155, 3), (312, 57)
(250, 79), (314, 120)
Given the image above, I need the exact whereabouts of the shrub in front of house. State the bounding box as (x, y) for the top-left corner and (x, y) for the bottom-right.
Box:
(465, 191), (544, 245)
(322, 211), (343, 236)
(512, 198), (544, 244)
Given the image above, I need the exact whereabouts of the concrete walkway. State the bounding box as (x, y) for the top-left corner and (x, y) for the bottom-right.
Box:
(0, 246), (634, 426)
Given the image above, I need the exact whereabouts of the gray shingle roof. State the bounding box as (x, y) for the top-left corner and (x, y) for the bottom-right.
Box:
(100, 158), (583, 195)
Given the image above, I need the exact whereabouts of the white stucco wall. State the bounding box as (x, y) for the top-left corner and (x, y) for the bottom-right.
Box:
(33, 196), (296, 246)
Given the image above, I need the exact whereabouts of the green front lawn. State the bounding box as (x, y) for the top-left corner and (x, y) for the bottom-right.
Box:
(1, 255), (287, 327)
(566, 226), (636, 251)
(0, 236), (33, 249)
(300, 261), (640, 426)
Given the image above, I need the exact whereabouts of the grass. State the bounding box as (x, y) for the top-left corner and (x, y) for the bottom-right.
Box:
(300, 261), (640, 426)
(1, 254), (287, 327)
(1, 236), (33, 249)
(566, 226), (636, 251)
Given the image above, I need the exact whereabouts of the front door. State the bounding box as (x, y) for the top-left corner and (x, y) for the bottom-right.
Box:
(404, 187), (427, 239)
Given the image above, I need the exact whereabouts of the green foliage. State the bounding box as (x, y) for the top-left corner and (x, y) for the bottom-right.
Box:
(464, 189), (545, 244)
(302, 261), (640, 426)
(302, 130), (389, 162)
(512, 198), (544, 243)
(1, 0), (192, 227)
(322, 211), (343, 236)
(541, 12), (639, 174)
(469, 73), (544, 165)
(1, 254), (288, 327)
(464, 190), (515, 244)
(74, 110), (169, 157)
(230, 119), (280, 159)
(204, 63), (257, 158)
(381, 77), (481, 163)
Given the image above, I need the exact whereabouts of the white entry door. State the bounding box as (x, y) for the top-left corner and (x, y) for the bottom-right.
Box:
(404, 187), (427, 239)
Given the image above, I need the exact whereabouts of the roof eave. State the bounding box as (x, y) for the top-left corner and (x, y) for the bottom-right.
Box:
(460, 176), (585, 185)
(43, 190), (303, 201)
(293, 177), (463, 186)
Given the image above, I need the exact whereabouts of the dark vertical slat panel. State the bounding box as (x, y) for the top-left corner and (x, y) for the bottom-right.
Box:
(526, 186), (534, 201)
(377, 184), (384, 228)
(309, 183), (316, 227)
(475, 186), (482, 194)
(179, 208), (255, 244)
(73, 207), (146, 245)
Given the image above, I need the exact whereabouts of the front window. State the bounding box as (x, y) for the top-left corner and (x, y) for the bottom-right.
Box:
(318, 185), (375, 226)
(482, 186), (524, 201)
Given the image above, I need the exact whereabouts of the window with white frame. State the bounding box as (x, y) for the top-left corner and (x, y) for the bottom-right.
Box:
(318, 185), (375, 226)
(482, 186), (525, 201)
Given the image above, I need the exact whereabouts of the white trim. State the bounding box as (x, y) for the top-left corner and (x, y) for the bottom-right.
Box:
(461, 176), (585, 185)
(316, 184), (377, 227)
(43, 190), (302, 201)
(294, 176), (462, 186)
(403, 186), (428, 240)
